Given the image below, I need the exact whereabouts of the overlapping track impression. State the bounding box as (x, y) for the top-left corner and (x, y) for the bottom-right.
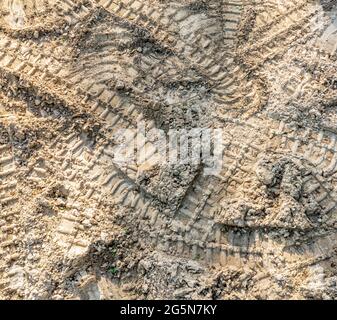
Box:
(0, 0), (337, 299)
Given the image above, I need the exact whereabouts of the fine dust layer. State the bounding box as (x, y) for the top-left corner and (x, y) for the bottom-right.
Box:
(0, 0), (337, 300)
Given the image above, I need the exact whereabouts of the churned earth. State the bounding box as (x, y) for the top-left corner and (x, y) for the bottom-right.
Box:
(0, 0), (337, 300)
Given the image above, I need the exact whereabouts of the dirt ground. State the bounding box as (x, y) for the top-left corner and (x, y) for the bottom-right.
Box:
(0, 0), (337, 300)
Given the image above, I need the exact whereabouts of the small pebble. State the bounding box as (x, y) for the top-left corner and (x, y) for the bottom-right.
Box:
(116, 81), (124, 90)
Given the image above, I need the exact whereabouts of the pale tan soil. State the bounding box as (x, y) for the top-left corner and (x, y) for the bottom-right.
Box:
(0, 0), (337, 300)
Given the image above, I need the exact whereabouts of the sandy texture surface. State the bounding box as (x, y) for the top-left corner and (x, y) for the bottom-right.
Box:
(0, 0), (337, 300)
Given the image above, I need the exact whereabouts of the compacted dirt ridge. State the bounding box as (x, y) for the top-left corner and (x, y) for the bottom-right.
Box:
(0, 0), (337, 300)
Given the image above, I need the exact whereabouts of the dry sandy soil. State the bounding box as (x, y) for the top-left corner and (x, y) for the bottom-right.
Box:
(0, 0), (337, 300)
